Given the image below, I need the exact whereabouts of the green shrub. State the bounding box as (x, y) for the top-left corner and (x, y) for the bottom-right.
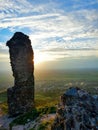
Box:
(9, 108), (39, 130)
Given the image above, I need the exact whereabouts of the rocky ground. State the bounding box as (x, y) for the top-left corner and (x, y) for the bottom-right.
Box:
(0, 115), (14, 130)
(0, 114), (55, 130)
(0, 87), (98, 130)
(52, 87), (98, 130)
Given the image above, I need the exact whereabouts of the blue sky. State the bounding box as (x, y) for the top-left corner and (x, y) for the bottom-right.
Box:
(0, 0), (98, 70)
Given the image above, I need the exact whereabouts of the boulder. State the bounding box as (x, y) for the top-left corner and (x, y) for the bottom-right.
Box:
(52, 87), (98, 130)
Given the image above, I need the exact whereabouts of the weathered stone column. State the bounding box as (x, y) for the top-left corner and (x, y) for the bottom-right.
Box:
(6, 32), (34, 116)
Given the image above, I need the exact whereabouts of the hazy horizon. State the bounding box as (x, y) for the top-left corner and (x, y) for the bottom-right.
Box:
(0, 57), (98, 72)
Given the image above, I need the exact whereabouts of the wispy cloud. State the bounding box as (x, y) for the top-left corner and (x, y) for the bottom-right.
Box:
(0, 0), (98, 62)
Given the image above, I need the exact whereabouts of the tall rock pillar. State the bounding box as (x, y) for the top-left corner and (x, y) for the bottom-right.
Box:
(6, 32), (34, 116)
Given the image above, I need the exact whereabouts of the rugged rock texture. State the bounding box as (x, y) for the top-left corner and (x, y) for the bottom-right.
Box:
(52, 87), (98, 130)
(6, 32), (34, 116)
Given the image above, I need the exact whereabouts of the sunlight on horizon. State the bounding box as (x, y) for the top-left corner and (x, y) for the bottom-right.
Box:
(34, 51), (53, 64)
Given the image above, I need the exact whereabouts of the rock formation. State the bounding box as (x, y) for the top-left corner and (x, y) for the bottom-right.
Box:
(6, 32), (34, 116)
(52, 87), (98, 130)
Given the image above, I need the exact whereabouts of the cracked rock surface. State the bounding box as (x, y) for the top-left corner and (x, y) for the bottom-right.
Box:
(6, 32), (34, 117)
(52, 87), (98, 130)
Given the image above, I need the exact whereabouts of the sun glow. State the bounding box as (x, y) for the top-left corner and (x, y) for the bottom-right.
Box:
(34, 51), (51, 64)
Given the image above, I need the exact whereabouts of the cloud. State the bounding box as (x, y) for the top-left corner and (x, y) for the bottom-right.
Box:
(0, 0), (35, 16)
(0, 42), (9, 62)
(0, 42), (8, 54)
(71, 0), (98, 11)
(0, 0), (98, 63)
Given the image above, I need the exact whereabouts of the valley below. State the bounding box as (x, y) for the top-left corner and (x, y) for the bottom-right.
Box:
(0, 69), (98, 130)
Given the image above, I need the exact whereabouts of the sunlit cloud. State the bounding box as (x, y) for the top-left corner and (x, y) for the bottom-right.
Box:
(0, 0), (98, 66)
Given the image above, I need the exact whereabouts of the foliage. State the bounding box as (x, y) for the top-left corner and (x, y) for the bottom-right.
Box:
(0, 91), (7, 103)
(0, 102), (8, 115)
(9, 106), (56, 130)
(9, 108), (39, 130)
(29, 128), (35, 130)
(38, 106), (56, 116)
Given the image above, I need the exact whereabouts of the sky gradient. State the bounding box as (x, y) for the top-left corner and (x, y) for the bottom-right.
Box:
(0, 0), (98, 70)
